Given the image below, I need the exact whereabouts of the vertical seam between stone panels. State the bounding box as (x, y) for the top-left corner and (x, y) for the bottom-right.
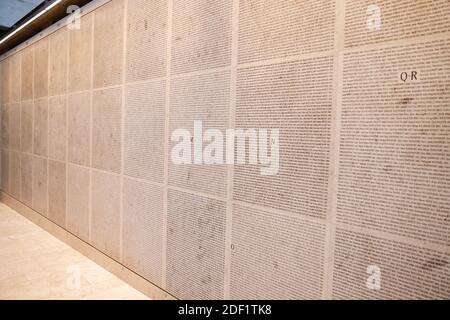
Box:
(31, 47), (35, 206)
(120, 0), (128, 264)
(89, 13), (95, 243)
(0, 62), (2, 185)
(18, 52), (22, 201)
(46, 38), (50, 218)
(0, 61), (2, 128)
(322, 0), (346, 300)
(65, 22), (70, 230)
(8, 57), (11, 194)
(162, 0), (174, 290)
(7, 146), (11, 195)
(224, 0), (239, 300)
(32, 47), (35, 157)
(0, 62), (2, 148)
(7, 109), (10, 194)
(8, 57), (11, 193)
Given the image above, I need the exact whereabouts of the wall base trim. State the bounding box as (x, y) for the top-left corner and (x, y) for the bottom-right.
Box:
(0, 191), (176, 300)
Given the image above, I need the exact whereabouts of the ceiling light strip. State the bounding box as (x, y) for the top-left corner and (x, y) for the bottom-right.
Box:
(0, 0), (111, 61)
(0, 0), (63, 46)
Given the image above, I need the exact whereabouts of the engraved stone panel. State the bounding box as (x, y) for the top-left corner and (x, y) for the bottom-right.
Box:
(49, 28), (68, 96)
(10, 151), (21, 200)
(171, 0), (232, 74)
(345, 0), (450, 48)
(68, 14), (92, 92)
(32, 156), (47, 216)
(33, 98), (48, 157)
(34, 39), (49, 99)
(93, 0), (124, 88)
(167, 189), (226, 299)
(230, 204), (326, 299)
(233, 57), (334, 218)
(1, 104), (9, 149)
(21, 46), (34, 101)
(123, 178), (163, 287)
(1, 150), (10, 193)
(67, 164), (90, 242)
(48, 160), (66, 227)
(126, 0), (167, 82)
(92, 88), (122, 173)
(20, 153), (33, 207)
(124, 81), (165, 183)
(68, 92), (90, 166)
(48, 96), (67, 161)
(91, 170), (121, 260)
(238, 0), (335, 64)
(10, 53), (21, 103)
(21, 100), (33, 153)
(169, 71), (230, 196)
(9, 103), (21, 151)
(1, 58), (10, 104)
(332, 228), (450, 299)
(338, 40), (450, 246)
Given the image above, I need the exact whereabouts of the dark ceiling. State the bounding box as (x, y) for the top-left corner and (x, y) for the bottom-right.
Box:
(0, 0), (92, 55)
(0, 0), (46, 38)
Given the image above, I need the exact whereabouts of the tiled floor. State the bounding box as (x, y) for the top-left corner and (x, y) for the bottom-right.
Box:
(0, 202), (149, 300)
